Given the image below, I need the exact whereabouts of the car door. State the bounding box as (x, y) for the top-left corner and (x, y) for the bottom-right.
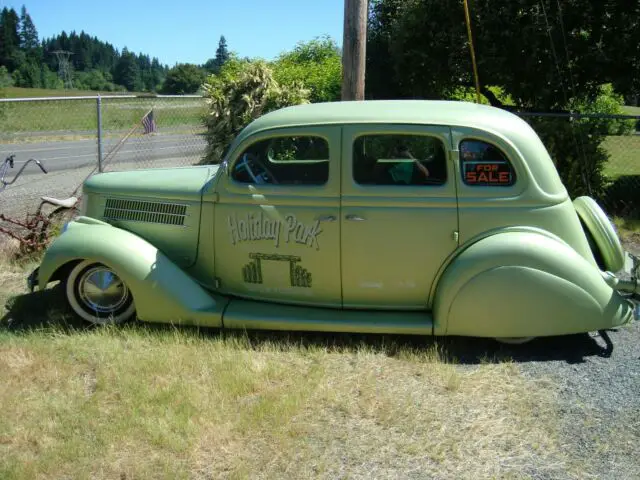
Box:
(214, 126), (342, 308)
(340, 124), (459, 310)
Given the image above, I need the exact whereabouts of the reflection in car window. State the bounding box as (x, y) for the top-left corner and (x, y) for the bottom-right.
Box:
(352, 134), (447, 186)
(231, 136), (329, 185)
(459, 139), (516, 186)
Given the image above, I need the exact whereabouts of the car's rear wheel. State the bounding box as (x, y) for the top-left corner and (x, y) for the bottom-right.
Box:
(65, 260), (136, 325)
(494, 337), (535, 345)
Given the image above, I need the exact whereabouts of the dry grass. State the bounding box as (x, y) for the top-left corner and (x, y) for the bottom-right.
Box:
(0, 326), (567, 480)
(0, 244), (575, 480)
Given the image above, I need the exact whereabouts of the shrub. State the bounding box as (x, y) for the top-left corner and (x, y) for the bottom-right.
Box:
(200, 59), (310, 164)
(523, 84), (635, 200)
(272, 36), (342, 103)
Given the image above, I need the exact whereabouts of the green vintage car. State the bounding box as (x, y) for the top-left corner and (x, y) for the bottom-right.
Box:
(28, 100), (640, 343)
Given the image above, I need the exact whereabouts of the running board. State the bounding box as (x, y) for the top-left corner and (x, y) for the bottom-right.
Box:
(222, 299), (434, 335)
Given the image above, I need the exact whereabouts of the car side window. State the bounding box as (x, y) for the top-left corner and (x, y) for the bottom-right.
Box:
(352, 134), (447, 186)
(459, 139), (516, 186)
(231, 135), (329, 185)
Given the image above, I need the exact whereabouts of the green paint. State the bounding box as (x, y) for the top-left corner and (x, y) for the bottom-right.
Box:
(33, 100), (639, 339)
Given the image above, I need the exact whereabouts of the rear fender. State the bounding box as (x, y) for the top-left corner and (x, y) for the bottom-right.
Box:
(38, 217), (228, 327)
(432, 230), (635, 338)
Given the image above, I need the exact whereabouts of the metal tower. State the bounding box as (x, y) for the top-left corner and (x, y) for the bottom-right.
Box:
(52, 50), (74, 89)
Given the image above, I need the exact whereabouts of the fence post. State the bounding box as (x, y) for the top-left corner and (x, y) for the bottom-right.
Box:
(97, 95), (103, 173)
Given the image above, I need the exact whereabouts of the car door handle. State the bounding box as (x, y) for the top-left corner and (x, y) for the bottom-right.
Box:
(345, 214), (366, 221)
(316, 215), (336, 222)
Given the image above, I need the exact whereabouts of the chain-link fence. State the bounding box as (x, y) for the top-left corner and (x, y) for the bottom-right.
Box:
(517, 111), (640, 219)
(0, 96), (638, 244)
(0, 94), (207, 221)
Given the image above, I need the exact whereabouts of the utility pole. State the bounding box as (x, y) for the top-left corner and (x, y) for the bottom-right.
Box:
(341, 0), (367, 101)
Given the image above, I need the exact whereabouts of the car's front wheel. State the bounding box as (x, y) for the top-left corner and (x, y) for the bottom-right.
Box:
(65, 260), (136, 325)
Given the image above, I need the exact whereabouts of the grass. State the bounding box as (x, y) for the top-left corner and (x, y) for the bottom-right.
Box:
(0, 96), (206, 140)
(622, 105), (640, 116)
(602, 134), (640, 179)
(0, 246), (574, 480)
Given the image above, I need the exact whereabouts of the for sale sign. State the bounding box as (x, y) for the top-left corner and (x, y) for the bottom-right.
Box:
(463, 161), (514, 186)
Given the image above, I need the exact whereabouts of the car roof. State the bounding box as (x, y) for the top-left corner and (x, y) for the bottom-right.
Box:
(228, 100), (567, 198)
(238, 100), (525, 139)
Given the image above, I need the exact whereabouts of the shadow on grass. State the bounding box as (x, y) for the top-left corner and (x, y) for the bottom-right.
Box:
(1, 287), (616, 365)
(0, 283), (88, 334)
(209, 328), (615, 366)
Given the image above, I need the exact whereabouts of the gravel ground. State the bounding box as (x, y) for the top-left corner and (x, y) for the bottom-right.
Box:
(517, 321), (640, 479)
(448, 239), (640, 479)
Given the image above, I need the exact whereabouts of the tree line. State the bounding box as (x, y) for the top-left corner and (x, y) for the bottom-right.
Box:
(0, 4), (231, 94)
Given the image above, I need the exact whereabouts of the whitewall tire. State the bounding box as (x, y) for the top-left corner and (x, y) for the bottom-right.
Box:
(65, 260), (136, 325)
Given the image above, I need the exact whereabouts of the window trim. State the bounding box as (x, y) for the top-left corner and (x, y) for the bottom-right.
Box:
(350, 132), (449, 188)
(229, 133), (331, 187)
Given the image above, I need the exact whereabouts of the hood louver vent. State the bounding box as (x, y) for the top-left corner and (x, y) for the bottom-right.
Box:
(104, 198), (188, 226)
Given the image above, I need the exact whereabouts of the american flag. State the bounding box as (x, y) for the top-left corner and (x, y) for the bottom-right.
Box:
(142, 109), (157, 134)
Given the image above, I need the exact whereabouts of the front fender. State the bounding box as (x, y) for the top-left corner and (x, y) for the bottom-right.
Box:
(433, 230), (635, 338)
(38, 217), (228, 327)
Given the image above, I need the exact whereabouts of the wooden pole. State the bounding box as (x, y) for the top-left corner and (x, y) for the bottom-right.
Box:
(463, 0), (481, 103)
(341, 0), (367, 101)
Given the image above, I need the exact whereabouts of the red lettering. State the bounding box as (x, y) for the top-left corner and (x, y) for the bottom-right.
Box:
(499, 172), (510, 183)
(466, 171), (477, 183)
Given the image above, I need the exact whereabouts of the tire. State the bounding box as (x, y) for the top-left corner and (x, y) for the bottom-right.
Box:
(573, 196), (625, 273)
(65, 260), (136, 325)
(494, 337), (535, 345)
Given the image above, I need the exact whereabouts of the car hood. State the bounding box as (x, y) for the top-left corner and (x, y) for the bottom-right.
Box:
(83, 165), (219, 202)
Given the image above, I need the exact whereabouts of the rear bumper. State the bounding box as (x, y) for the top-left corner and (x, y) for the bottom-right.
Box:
(620, 251), (640, 321)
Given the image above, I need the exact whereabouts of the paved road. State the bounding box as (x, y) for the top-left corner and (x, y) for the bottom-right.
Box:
(0, 132), (207, 219)
(0, 132), (207, 176)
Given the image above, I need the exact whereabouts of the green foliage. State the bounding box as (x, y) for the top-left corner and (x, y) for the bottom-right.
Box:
(201, 59), (310, 164)
(73, 69), (119, 91)
(204, 35), (231, 74)
(19, 5), (39, 52)
(113, 48), (142, 92)
(0, 65), (13, 87)
(448, 85), (515, 106)
(366, 0), (638, 108)
(524, 84), (635, 200)
(0, 7), (21, 71)
(272, 36), (342, 103)
(366, 0), (638, 207)
(161, 63), (206, 94)
(0, 5), (169, 92)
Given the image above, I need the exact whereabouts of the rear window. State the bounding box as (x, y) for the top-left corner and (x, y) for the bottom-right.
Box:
(459, 139), (516, 187)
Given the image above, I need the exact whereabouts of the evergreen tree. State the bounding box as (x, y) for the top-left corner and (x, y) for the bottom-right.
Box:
(114, 47), (141, 91)
(0, 7), (21, 70)
(205, 35), (230, 74)
(215, 35), (229, 67)
(19, 5), (39, 51)
(0, 5), (170, 92)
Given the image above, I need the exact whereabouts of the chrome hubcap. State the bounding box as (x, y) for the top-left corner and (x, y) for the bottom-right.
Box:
(78, 266), (129, 314)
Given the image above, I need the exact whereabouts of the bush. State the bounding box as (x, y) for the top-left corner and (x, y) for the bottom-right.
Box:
(272, 36), (342, 103)
(161, 63), (206, 94)
(200, 59), (310, 164)
(524, 84), (635, 200)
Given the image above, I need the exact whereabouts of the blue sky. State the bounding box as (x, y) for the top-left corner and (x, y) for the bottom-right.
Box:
(1, 0), (345, 65)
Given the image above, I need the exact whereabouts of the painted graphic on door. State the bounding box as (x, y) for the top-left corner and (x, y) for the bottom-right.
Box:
(242, 253), (312, 288)
(227, 212), (322, 250)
